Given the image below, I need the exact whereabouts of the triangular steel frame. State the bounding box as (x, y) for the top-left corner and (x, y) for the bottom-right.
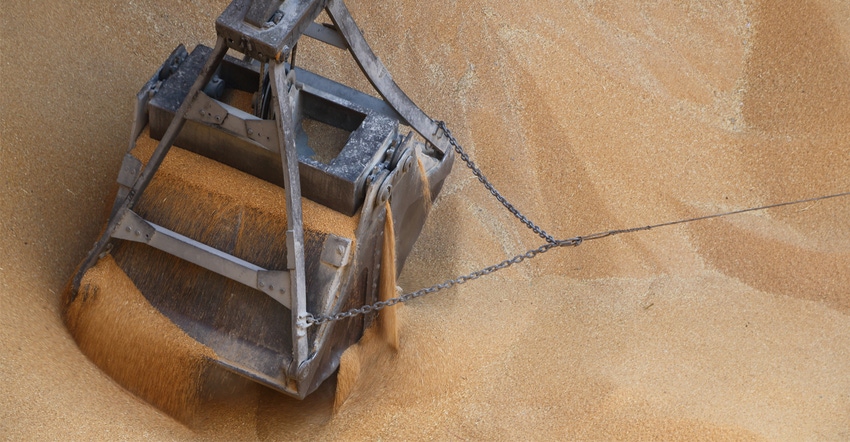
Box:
(72, 0), (454, 398)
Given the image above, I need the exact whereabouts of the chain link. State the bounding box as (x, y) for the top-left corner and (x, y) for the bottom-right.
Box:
(437, 121), (556, 244)
(305, 237), (582, 325)
(303, 119), (850, 326)
(304, 121), (564, 326)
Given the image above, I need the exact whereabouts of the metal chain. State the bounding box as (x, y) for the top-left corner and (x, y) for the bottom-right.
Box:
(305, 237), (583, 325)
(303, 120), (850, 326)
(304, 121), (564, 326)
(437, 121), (557, 244)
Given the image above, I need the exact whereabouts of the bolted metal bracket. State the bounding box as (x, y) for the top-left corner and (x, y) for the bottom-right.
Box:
(245, 119), (280, 148)
(112, 208), (293, 309)
(320, 234), (352, 268)
(116, 154), (143, 188)
(195, 96), (229, 125)
(257, 270), (291, 305)
(375, 140), (416, 207)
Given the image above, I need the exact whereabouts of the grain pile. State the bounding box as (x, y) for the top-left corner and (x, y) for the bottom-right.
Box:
(130, 128), (360, 239)
(63, 256), (215, 423)
(2, 0), (849, 440)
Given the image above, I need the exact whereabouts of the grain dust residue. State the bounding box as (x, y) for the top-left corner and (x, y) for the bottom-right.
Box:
(334, 204), (400, 411)
(302, 118), (351, 164)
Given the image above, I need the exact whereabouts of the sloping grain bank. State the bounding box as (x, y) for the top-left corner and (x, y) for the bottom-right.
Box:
(2, 1), (848, 440)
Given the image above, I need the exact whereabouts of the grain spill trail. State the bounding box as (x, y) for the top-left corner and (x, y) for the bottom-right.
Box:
(416, 157), (432, 206)
(334, 202), (400, 412)
(378, 201), (399, 350)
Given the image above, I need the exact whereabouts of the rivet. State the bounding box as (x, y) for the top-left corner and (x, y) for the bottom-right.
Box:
(259, 282), (265, 288)
(248, 129), (254, 135)
(134, 230), (141, 236)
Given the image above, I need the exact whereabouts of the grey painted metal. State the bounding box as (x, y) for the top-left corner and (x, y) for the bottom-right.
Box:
(269, 62), (311, 388)
(116, 154), (142, 188)
(216, 0), (328, 62)
(129, 46), (190, 151)
(72, 37), (229, 291)
(244, 0), (285, 27)
(186, 91), (282, 152)
(304, 22), (347, 49)
(127, 37), (229, 208)
(296, 161), (390, 394)
(113, 209), (292, 308)
(73, 0), (457, 401)
(147, 45), (402, 216)
(319, 234), (352, 268)
(326, 0), (450, 157)
(293, 65), (401, 122)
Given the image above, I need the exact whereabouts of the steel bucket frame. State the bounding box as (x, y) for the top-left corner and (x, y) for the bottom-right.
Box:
(70, 0), (454, 399)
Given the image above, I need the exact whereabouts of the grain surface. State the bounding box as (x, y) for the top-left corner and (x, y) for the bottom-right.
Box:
(1, 0), (849, 440)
